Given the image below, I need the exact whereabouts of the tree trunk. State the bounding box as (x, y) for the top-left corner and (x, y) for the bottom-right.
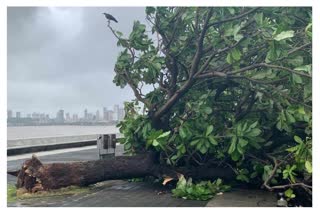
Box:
(9, 153), (235, 193)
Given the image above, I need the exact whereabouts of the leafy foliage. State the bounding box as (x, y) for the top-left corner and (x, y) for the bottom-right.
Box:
(109, 7), (312, 203)
(172, 175), (230, 201)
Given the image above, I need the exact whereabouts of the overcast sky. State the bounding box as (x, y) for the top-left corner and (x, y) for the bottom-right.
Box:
(8, 7), (148, 117)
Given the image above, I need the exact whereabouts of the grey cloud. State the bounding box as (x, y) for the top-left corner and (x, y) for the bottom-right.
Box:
(8, 7), (148, 116)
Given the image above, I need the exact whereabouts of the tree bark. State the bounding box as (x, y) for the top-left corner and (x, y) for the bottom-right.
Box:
(9, 153), (235, 193)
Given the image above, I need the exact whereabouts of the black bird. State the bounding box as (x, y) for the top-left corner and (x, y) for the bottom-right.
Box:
(102, 13), (118, 23)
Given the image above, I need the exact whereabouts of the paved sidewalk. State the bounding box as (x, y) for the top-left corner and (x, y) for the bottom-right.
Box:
(8, 180), (207, 207)
(206, 189), (277, 207)
(8, 179), (277, 207)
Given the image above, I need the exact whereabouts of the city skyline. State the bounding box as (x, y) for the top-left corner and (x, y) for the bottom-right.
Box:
(7, 104), (125, 120)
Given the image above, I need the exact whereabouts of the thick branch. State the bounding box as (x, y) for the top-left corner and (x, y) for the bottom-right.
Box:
(189, 9), (213, 77)
(208, 7), (261, 27)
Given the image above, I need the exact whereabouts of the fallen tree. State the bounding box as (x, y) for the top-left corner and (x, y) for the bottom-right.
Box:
(9, 154), (235, 193)
(8, 7), (312, 205)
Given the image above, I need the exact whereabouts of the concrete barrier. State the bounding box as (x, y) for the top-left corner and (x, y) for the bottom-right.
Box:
(7, 134), (101, 148)
(7, 140), (98, 156)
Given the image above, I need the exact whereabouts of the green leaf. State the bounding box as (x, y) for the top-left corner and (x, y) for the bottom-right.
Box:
(274, 30), (294, 41)
(295, 64), (311, 74)
(226, 53), (233, 64)
(228, 136), (237, 154)
(285, 188), (296, 199)
(231, 150), (241, 161)
(231, 48), (242, 61)
(206, 125), (214, 136)
(305, 23), (312, 38)
(158, 131), (171, 139)
(247, 128), (261, 137)
(294, 135), (303, 144)
(249, 121), (258, 129)
(252, 72), (266, 79)
(227, 8), (235, 15)
(208, 135), (218, 145)
(199, 145), (208, 154)
(190, 139), (200, 146)
(234, 34), (244, 42)
(250, 141), (261, 149)
(292, 74), (302, 84)
(204, 107), (213, 114)
(238, 138), (248, 147)
(152, 139), (159, 146)
(179, 127), (187, 139)
(124, 143), (131, 150)
(116, 31), (123, 37)
(236, 174), (249, 183)
(285, 111), (296, 123)
(146, 7), (156, 15)
(305, 161), (312, 173)
(254, 13), (264, 26)
(237, 143), (244, 154)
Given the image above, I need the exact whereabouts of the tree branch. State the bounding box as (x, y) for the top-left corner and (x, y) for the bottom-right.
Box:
(189, 9), (213, 77)
(196, 38), (244, 76)
(198, 63), (312, 79)
(256, 63), (311, 78)
(208, 7), (261, 27)
(152, 9), (214, 121)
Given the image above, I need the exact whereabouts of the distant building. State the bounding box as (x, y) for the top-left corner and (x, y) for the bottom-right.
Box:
(66, 113), (71, 121)
(113, 105), (119, 121)
(84, 109), (88, 120)
(103, 107), (108, 121)
(7, 110), (12, 119)
(72, 114), (78, 121)
(56, 109), (64, 123)
(96, 110), (100, 121)
(87, 113), (94, 121)
(106, 110), (113, 121)
(118, 107), (125, 120)
(40, 113), (45, 119)
(16, 112), (21, 119)
(32, 112), (40, 119)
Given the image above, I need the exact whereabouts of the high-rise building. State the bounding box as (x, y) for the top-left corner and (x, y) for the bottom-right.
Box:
(113, 105), (119, 121)
(7, 110), (12, 119)
(107, 110), (114, 121)
(16, 112), (21, 119)
(84, 109), (88, 120)
(96, 110), (100, 121)
(118, 107), (125, 120)
(72, 114), (78, 121)
(56, 109), (64, 123)
(66, 113), (71, 121)
(87, 113), (93, 121)
(103, 107), (108, 121)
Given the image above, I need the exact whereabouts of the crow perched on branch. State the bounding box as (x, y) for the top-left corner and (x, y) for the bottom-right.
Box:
(102, 13), (118, 23)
